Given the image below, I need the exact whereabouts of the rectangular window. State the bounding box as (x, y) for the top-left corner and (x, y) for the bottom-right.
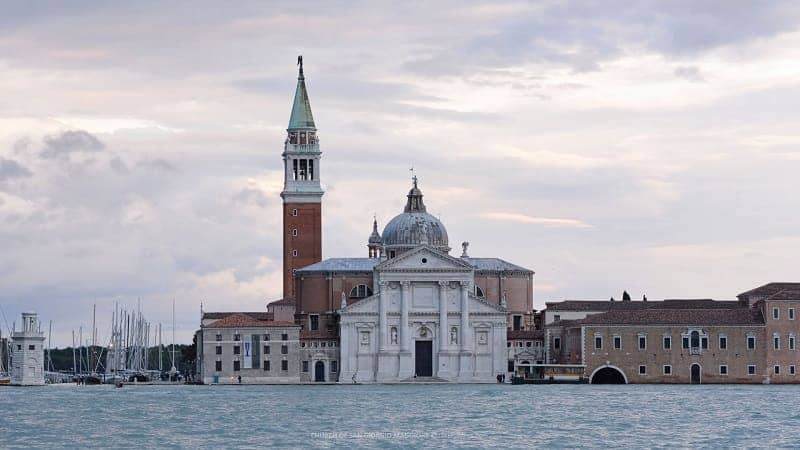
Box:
(747, 336), (756, 350)
(292, 159), (298, 180)
(613, 336), (621, 350)
(791, 365), (796, 375)
(302, 361), (309, 372)
(638, 336), (647, 350)
(790, 308), (795, 320)
(215, 346), (222, 355)
(281, 345), (288, 355)
(719, 336), (727, 350)
(774, 336), (780, 350)
(553, 314), (561, 322)
(233, 360), (240, 371)
(554, 337), (561, 350)
(719, 365), (728, 375)
(663, 365), (672, 375)
(701, 337), (708, 349)
(215, 360), (222, 372)
(282, 333), (288, 341)
(263, 360), (270, 371)
(310, 315), (319, 331)
(508, 360), (515, 372)
(526, 341), (532, 347)
(28, 344), (36, 350)
(513, 316), (522, 331)
(234, 334), (241, 341)
(595, 336), (603, 350)
(281, 360), (288, 371)
(790, 336), (796, 350)
(215, 334), (222, 342)
(331, 361), (338, 373)
(308, 159), (314, 180)
(682, 337), (689, 349)
(233, 345), (240, 355)
(748, 365), (756, 375)
(639, 365), (646, 375)
(663, 336), (672, 350)
(774, 365), (780, 375)
(773, 307), (780, 319)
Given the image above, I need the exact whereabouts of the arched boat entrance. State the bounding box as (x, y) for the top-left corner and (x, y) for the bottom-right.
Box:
(590, 366), (627, 384)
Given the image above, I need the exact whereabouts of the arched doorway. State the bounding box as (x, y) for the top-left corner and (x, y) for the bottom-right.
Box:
(690, 364), (701, 384)
(314, 361), (325, 382)
(590, 366), (627, 384)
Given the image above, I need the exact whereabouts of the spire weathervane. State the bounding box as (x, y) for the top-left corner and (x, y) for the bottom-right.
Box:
(410, 166), (417, 187)
(297, 55), (304, 77)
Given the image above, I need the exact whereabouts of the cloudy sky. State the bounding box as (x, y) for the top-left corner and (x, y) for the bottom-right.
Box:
(2, 1), (800, 346)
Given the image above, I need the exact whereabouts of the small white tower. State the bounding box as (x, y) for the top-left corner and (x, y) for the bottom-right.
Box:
(11, 312), (46, 386)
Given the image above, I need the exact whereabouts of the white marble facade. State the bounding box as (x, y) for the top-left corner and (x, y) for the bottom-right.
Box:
(339, 246), (507, 383)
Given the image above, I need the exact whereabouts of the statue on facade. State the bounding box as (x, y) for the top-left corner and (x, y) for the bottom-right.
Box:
(391, 327), (398, 344)
(341, 291), (347, 309)
(450, 327), (458, 344)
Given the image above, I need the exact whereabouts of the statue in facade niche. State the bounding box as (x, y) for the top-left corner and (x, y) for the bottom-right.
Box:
(391, 327), (398, 344)
(341, 291), (347, 308)
(450, 327), (458, 344)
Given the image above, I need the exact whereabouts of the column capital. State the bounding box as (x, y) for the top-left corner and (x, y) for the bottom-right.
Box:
(438, 280), (449, 288)
(378, 280), (389, 287)
(400, 280), (412, 289)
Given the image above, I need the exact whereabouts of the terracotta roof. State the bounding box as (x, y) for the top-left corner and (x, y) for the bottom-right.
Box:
(267, 298), (295, 306)
(738, 282), (800, 299)
(546, 299), (740, 312)
(545, 301), (648, 312)
(508, 330), (543, 340)
(765, 290), (800, 301)
(202, 311), (272, 321)
(300, 329), (338, 339)
(578, 308), (764, 326)
(204, 313), (296, 329)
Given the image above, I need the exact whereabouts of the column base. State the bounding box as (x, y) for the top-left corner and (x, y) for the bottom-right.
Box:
(398, 350), (413, 378)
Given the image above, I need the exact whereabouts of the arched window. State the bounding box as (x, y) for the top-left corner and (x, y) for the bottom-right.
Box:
(690, 330), (700, 348)
(349, 284), (373, 299)
(292, 229), (298, 237)
(475, 285), (484, 297)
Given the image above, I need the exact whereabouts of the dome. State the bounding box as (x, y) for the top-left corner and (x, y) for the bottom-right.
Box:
(368, 218), (382, 244)
(381, 177), (450, 255)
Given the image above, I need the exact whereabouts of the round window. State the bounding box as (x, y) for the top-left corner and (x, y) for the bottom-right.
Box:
(421, 258), (427, 263)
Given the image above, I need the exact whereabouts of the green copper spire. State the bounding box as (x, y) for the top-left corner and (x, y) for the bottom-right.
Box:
(288, 55), (316, 130)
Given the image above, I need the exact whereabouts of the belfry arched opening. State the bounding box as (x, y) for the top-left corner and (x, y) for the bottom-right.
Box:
(590, 366), (627, 384)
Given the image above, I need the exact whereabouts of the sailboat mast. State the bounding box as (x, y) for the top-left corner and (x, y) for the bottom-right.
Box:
(72, 330), (77, 375)
(47, 320), (52, 373)
(172, 301), (176, 367)
(78, 326), (83, 375)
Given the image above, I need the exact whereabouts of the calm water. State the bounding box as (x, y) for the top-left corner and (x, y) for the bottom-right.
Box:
(2, 384), (800, 448)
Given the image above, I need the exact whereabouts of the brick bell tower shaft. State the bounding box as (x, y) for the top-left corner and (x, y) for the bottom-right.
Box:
(281, 56), (323, 300)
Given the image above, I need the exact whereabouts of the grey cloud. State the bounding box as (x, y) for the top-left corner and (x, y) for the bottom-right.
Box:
(136, 158), (179, 172)
(674, 65), (704, 82)
(233, 187), (271, 208)
(109, 156), (130, 174)
(40, 130), (105, 159)
(0, 157), (32, 181)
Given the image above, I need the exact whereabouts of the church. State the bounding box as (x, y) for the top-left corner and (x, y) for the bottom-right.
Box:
(196, 57), (536, 383)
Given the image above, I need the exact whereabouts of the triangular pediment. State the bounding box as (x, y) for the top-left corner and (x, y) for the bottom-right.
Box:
(339, 295), (378, 314)
(376, 245), (474, 272)
(469, 294), (507, 313)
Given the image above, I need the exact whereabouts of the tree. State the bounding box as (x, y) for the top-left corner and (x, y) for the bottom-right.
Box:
(622, 291), (631, 302)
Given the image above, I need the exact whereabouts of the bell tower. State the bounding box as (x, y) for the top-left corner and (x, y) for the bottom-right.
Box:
(281, 56), (323, 300)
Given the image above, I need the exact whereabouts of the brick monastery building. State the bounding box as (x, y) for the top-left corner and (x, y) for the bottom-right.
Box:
(195, 58), (800, 384)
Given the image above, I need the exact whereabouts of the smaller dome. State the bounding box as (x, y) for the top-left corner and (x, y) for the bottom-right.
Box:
(368, 218), (382, 244)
